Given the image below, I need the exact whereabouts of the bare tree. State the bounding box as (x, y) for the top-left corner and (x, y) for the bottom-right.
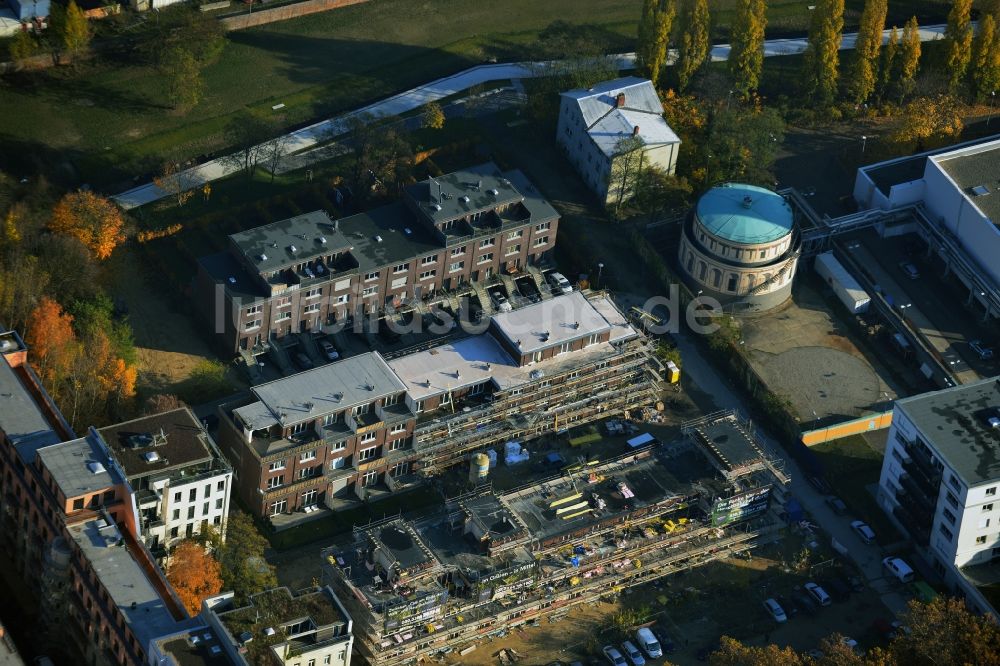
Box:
(261, 133), (293, 182)
(221, 111), (273, 179)
(608, 135), (646, 218)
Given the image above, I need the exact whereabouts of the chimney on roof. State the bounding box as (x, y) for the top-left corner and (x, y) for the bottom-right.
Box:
(616, 93), (626, 108)
(632, 125), (640, 136)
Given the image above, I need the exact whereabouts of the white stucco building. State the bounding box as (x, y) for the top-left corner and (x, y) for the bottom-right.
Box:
(557, 77), (681, 205)
(853, 137), (1000, 319)
(876, 377), (1000, 616)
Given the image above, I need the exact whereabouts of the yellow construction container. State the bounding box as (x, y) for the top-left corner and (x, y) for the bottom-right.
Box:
(666, 361), (681, 384)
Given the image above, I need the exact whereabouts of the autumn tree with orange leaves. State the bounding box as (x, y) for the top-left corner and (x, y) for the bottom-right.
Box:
(49, 191), (126, 260)
(26, 296), (79, 392)
(167, 540), (223, 616)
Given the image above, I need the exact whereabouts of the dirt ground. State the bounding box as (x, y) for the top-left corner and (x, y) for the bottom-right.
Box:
(740, 279), (902, 422)
(104, 247), (242, 397)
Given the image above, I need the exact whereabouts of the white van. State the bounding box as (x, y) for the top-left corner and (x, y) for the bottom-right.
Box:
(883, 556), (915, 583)
(804, 582), (832, 606)
(851, 520), (876, 545)
(635, 628), (662, 659)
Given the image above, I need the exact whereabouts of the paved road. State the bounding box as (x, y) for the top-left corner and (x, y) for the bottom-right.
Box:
(112, 24), (951, 210)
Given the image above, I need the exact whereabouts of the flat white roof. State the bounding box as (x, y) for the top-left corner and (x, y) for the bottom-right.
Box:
(491, 292), (613, 355)
(388, 335), (513, 402)
(588, 296), (639, 343)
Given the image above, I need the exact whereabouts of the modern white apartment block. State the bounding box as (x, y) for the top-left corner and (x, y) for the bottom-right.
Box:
(877, 377), (1000, 614)
(98, 408), (233, 559)
(557, 77), (680, 205)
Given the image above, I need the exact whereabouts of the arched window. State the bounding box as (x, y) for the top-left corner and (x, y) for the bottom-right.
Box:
(711, 269), (722, 288)
(698, 262), (707, 281)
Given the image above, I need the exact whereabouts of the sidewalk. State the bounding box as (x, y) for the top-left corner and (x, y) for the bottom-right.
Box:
(112, 24), (949, 210)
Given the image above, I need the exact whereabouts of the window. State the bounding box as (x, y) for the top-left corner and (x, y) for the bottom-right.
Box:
(985, 504), (995, 512)
(187, 506), (195, 519)
(298, 467), (318, 479)
(419, 270), (436, 280)
(759, 250), (766, 259)
(977, 536), (988, 544)
(269, 460), (286, 472)
(305, 288), (321, 299)
(365, 271), (379, 281)
(505, 244), (521, 256)
(300, 450), (316, 462)
(389, 438), (406, 452)
(172, 509), (180, 521)
(480, 238), (495, 249)
(304, 303), (320, 314)
(390, 423), (406, 434)
(270, 500), (287, 516)
(451, 245), (467, 256)
(246, 305), (263, 316)
(215, 498), (224, 510)
(534, 236), (549, 247)
(275, 296), (291, 309)
(989, 487), (998, 497)
(358, 447), (378, 462)
(450, 261), (465, 273)
(587, 333), (600, 346)
(174, 491), (181, 503)
(362, 286), (378, 296)
(507, 230), (523, 240)
(245, 319), (262, 331)
(383, 393), (399, 407)
(727, 274), (738, 292)
(213, 515), (222, 525)
(947, 492), (960, 510)
(267, 475), (284, 489)
(421, 254), (438, 265)
(535, 221), (551, 232)
(950, 474), (962, 492)
(478, 253), (493, 264)
(943, 508), (957, 525)
(202, 502), (209, 516)
(362, 470), (379, 487)
(291, 422), (308, 435)
(393, 263), (409, 273)
(559, 342), (571, 354)
(980, 518), (992, 529)
(275, 311), (292, 322)
(891, 449), (905, 464)
(170, 527), (179, 538)
(939, 524), (954, 541)
(217, 480), (225, 492)
(334, 294), (349, 305)
(189, 489), (197, 502)
(330, 441), (346, 452)
(414, 400), (423, 413)
(73, 498), (84, 511)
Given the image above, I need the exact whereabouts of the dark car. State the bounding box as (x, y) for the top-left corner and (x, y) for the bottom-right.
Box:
(793, 591), (819, 616)
(294, 352), (314, 370)
(825, 496), (848, 515)
(848, 575), (865, 592)
(775, 593), (799, 617)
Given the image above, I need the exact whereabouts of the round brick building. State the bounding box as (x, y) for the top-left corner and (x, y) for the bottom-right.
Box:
(678, 183), (799, 312)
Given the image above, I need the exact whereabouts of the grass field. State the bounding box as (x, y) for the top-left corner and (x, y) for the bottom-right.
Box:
(0, 0), (952, 190)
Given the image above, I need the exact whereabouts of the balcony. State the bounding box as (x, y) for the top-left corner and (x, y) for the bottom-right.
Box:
(897, 473), (936, 514)
(893, 504), (931, 546)
(902, 440), (942, 485)
(351, 411), (385, 435)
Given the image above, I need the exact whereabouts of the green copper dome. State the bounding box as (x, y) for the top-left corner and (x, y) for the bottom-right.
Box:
(696, 183), (793, 245)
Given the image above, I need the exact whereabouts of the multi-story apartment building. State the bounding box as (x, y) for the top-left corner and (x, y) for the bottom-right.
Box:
(215, 352), (416, 520)
(201, 587), (354, 666)
(195, 163), (560, 355)
(877, 377), (1000, 615)
(98, 409), (233, 559)
(215, 292), (662, 523)
(323, 411), (788, 666)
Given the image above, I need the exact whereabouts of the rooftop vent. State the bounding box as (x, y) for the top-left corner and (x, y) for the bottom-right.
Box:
(210, 646), (222, 656)
(988, 416), (1000, 429)
(742, 195), (753, 208)
(332, 392), (344, 402)
(264, 627), (276, 637)
(87, 462), (106, 475)
(432, 204), (442, 211)
(289, 245), (298, 253)
(461, 196), (470, 203)
(971, 185), (991, 197)
(227, 276), (236, 285)
(128, 433), (154, 448)
(375, 235), (383, 243)
(319, 236), (327, 244)
(404, 228), (413, 235)
(238, 631), (253, 645)
(144, 451), (160, 463)
(632, 125), (640, 136)
(616, 92), (625, 108)
(489, 188), (499, 196)
(259, 253), (268, 262)
(365, 382), (376, 391)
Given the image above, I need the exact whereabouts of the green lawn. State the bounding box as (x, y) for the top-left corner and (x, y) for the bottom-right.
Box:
(0, 0), (952, 190)
(811, 435), (902, 543)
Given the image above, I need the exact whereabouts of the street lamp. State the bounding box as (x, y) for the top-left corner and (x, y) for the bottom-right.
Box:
(861, 135), (868, 156)
(989, 91), (997, 127)
(596, 263), (604, 290)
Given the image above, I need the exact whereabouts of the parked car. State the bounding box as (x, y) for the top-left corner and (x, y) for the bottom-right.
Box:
(602, 645), (627, 666)
(883, 556), (915, 583)
(492, 291), (513, 313)
(653, 628), (676, 654)
(851, 520), (876, 544)
(775, 594), (799, 617)
(294, 352), (314, 370)
(791, 592), (818, 616)
(547, 271), (573, 294)
(620, 640), (645, 666)
(898, 261), (920, 279)
(763, 597), (788, 623)
(804, 582), (832, 607)
(970, 339), (995, 360)
(319, 340), (340, 361)
(635, 628), (663, 659)
(825, 496), (848, 515)
(823, 577), (852, 601)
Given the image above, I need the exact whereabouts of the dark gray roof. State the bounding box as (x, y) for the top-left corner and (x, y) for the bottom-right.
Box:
(340, 202), (441, 273)
(249, 352), (406, 427)
(229, 210), (348, 275)
(153, 626), (232, 666)
(0, 356), (62, 462)
(934, 144), (1000, 225)
(502, 169), (559, 223)
(404, 163), (523, 225)
(864, 156), (928, 196)
(197, 252), (269, 303)
(98, 408), (220, 480)
(37, 434), (119, 498)
(897, 377), (1000, 486)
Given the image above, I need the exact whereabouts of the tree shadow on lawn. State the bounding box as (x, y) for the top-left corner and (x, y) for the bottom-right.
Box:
(20, 68), (168, 116)
(0, 133), (129, 190)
